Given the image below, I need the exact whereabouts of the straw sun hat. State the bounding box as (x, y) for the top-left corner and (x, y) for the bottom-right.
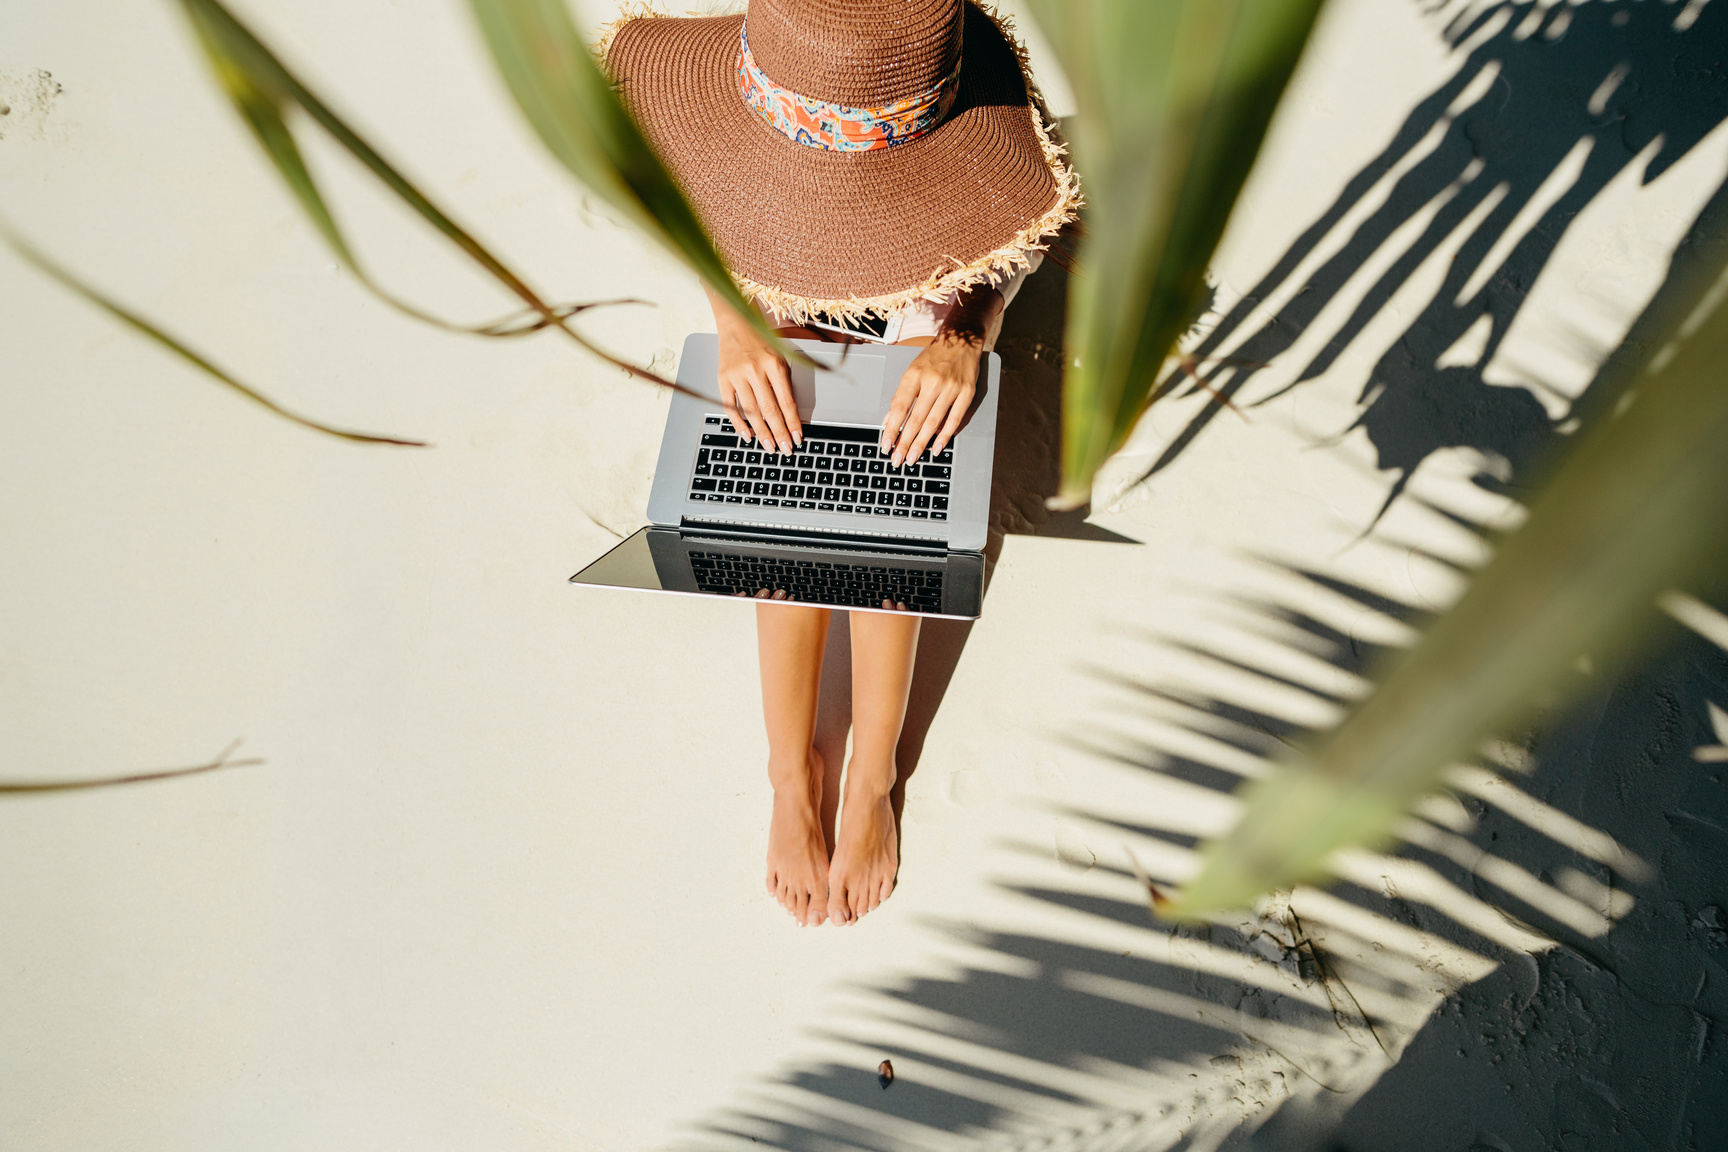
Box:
(600, 0), (1079, 323)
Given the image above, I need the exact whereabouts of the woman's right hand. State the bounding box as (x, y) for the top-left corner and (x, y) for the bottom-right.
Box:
(708, 286), (803, 454)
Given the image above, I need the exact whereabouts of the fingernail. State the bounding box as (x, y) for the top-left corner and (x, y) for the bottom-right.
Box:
(781, 441), (792, 455)
(892, 451), (903, 467)
(793, 433), (803, 447)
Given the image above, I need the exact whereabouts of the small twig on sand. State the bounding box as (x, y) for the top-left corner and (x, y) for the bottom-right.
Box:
(0, 739), (263, 794)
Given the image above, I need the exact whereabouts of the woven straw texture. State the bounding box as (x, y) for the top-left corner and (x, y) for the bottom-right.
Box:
(605, 1), (1078, 322)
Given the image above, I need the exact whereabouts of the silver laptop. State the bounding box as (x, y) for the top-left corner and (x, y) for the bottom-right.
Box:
(570, 333), (999, 618)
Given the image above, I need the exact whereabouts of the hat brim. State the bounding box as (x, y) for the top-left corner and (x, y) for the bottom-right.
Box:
(605, 3), (1077, 321)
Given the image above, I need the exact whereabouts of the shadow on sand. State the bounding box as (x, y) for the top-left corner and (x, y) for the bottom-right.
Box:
(1144, 0), (1728, 527)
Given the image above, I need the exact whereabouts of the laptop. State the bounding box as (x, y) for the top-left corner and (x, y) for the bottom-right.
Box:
(569, 333), (998, 618)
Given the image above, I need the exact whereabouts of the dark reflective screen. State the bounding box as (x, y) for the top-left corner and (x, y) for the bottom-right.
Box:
(570, 528), (981, 618)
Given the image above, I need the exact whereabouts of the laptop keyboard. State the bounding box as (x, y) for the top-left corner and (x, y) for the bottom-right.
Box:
(688, 548), (944, 611)
(686, 417), (953, 521)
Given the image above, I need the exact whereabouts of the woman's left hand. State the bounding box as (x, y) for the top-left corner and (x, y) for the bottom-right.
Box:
(880, 282), (1005, 465)
(880, 331), (983, 466)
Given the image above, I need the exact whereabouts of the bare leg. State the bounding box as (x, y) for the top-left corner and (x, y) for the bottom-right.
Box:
(757, 601), (832, 925)
(828, 609), (920, 925)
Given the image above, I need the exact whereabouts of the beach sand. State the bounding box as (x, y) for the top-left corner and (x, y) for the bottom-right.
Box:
(2, 1), (1726, 1148)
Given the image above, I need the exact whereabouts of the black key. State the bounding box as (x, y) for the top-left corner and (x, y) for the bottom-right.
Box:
(912, 509), (928, 519)
(763, 498), (779, 507)
(803, 501), (819, 509)
(730, 466), (747, 478)
(926, 481), (951, 495)
(826, 442), (846, 455)
(918, 449), (932, 463)
(870, 477), (887, 490)
(702, 433), (738, 447)
(835, 505), (852, 514)
(771, 484), (787, 497)
(932, 510), (945, 519)
(692, 478), (717, 491)
(817, 471), (835, 484)
(907, 478), (922, 492)
(796, 455), (814, 469)
(704, 416), (721, 425)
(888, 477), (905, 491)
(764, 468), (780, 481)
(844, 443), (860, 456)
(800, 471), (816, 483)
(787, 485), (803, 498)
(689, 492), (706, 501)
(932, 496), (948, 510)
(874, 506), (891, 516)
(754, 482), (770, 495)
(858, 491), (875, 505)
(694, 463), (711, 476)
(861, 445), (878, 459)
(744, 497), (760, 505)
(893, 508), (910, 517)
(747, 467), (764, 480)
(894, 493), (912, 507)
(697, 448), (710, 465)
(717, 480), (735, 493)
(727, 496), (743, 504)
(923, 465), (951, 479)
(834, 474), (850, 488)
(868, 460), (885, 474)
(745, 451), (762, 465)
(935, 449), (953, 463)
(914, 494), (930, 508)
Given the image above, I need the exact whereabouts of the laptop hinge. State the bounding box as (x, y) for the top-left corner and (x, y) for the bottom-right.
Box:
(678, 517), (950, 555)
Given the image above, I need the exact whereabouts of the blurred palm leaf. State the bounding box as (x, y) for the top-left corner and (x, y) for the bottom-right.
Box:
(1168, 258), (1728, 918)
(464, 0), (784, 347)
(1022, 0), (1325, 508)
(177, 0), (684, 385)
(1, 220), (425, 446)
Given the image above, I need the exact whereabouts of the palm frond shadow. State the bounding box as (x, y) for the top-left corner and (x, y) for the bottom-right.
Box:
(1137, 0), (1728, 525)
(675, 497), (1728, 1151)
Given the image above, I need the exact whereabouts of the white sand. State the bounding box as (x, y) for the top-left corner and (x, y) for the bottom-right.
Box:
(4, 1), (1727, 1148)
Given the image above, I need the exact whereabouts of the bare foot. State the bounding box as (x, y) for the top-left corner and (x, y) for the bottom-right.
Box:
(827, 777), (899, 926)
(766, 747), (829, 926)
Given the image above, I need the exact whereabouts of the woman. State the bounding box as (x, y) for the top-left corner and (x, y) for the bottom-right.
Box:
(604, 0), (1077, 927)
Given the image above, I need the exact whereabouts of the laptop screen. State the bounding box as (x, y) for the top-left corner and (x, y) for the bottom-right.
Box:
(570, 527), (982, 619)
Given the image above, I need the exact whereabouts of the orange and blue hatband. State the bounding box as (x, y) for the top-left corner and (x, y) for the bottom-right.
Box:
(736, 22), (962, 153)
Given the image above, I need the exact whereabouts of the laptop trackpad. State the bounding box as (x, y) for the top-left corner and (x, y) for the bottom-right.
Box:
(794, 350), (886, 423)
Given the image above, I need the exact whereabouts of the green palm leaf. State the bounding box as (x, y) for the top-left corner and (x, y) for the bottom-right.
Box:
(1023, 0), (1325, 508)
(2, 221), (425, 446)
(464, 0), (784, 348)
(1168, 259), (1728, 918)
(176, 0), (682, 386)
